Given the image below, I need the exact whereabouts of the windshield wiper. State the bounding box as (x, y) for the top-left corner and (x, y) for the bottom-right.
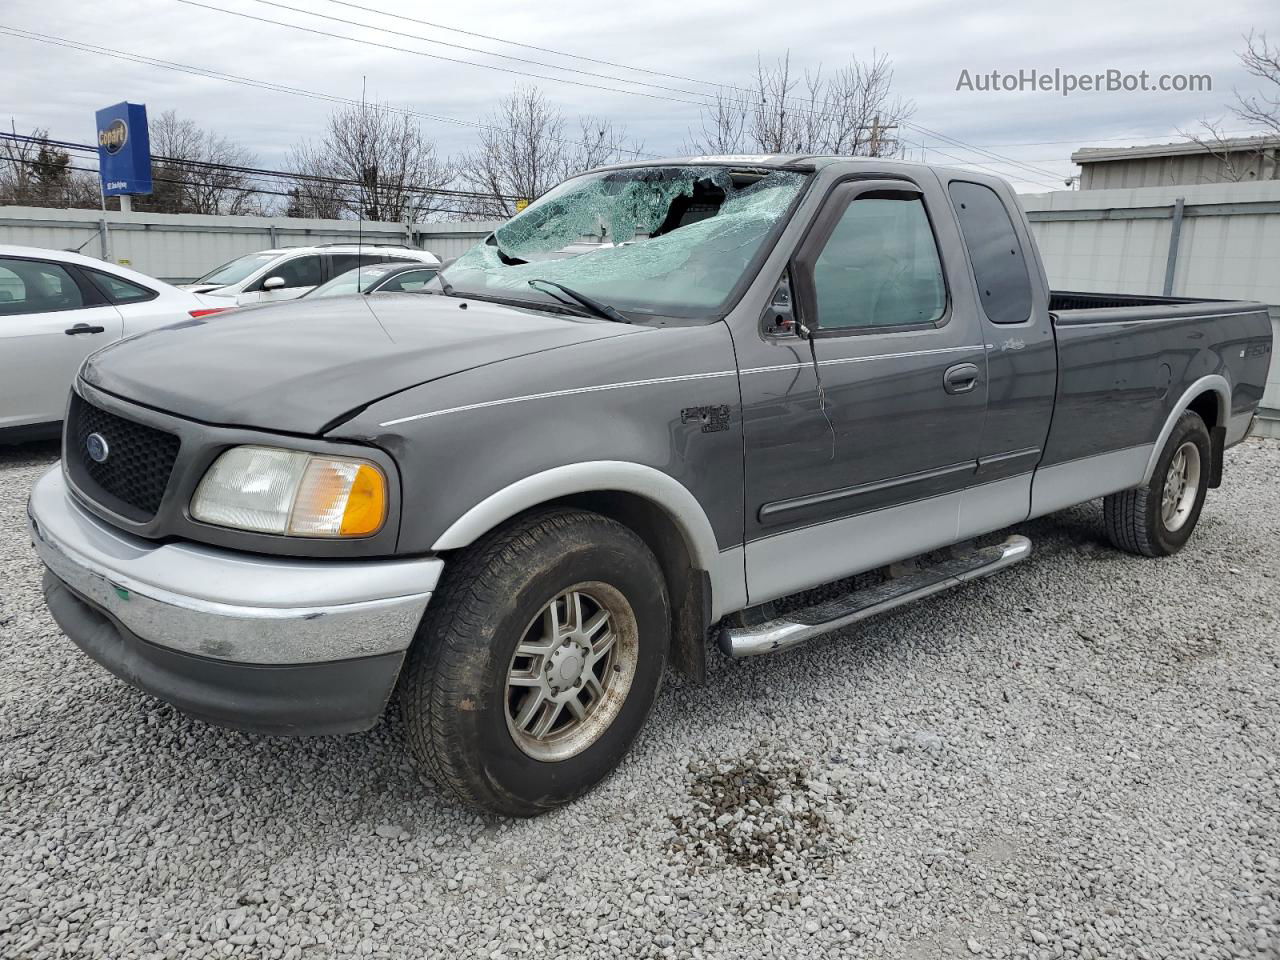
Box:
(527, 279), (631, 324)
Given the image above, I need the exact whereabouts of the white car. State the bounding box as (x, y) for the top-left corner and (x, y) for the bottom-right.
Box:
(0, 245), (228, 441)
(182, 244), (441, 306)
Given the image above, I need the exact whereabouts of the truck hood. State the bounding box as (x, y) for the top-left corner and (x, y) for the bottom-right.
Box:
(81, 293), (641, 434)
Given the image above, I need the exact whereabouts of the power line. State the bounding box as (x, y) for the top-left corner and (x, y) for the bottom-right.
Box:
(289, 0), (1085, 180)
(314, 0), (723, 90)
(241, 0), (718, 101)
(3, 155), (486, 217)
(898, 137), (1063, 190)
(903, 121), (1066, 183)
(174, 0), (717, 107)
(174, 2), (1065, 183)
(1, 23), (1075, 187)
(0, 26), (659, 159)
(0, 131), (519, 203)
(962, 131), (1262, 147)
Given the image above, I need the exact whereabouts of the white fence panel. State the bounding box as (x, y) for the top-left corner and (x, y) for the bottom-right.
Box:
(0, 206), (500, 282)
(1022, 181), (1280, 434)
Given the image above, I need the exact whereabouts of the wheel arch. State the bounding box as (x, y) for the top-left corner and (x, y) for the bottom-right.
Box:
(1143, 375), (1229, 484)
(431, 462), (745, 681)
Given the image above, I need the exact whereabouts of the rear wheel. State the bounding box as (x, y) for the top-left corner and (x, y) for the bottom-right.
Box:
(402, 508), (669, 817)
(1104, 411), (1211, 557)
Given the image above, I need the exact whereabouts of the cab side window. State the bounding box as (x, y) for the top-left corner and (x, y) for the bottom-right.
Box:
(948, 181), (1033, 325)
(0, 258), (86, 315)
(265, 255), (323, 289)
(813, 197), (946, 330)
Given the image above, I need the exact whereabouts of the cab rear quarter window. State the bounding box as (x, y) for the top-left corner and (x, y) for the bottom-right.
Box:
(948, 180), (1033, 325)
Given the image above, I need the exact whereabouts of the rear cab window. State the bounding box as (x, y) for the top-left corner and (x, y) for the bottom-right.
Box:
(948, 181), (1033, 325)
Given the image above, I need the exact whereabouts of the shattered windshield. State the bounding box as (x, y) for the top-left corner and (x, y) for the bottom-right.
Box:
(440, 165), (808, 318)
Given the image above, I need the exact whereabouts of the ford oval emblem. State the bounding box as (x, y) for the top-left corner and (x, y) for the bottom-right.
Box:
(86, 433), (110, 463)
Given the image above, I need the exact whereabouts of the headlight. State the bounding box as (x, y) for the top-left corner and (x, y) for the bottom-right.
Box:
(190, 445), (387, 537)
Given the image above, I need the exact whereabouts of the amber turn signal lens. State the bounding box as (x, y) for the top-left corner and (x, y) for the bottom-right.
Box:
(340, 464), (387, 536)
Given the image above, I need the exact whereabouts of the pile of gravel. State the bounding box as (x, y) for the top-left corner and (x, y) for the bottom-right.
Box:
(2, 438), (1278, 959)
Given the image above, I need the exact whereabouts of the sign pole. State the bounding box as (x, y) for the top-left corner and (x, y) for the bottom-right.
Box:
(95, 101), (151, 260)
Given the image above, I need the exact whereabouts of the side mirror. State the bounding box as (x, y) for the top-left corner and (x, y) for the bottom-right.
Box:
(262, 276), (286, 291)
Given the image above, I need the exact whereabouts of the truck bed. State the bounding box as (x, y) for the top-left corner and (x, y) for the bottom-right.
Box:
(1051, 289), (1225, 314)
(1039, 290), (1272, 472)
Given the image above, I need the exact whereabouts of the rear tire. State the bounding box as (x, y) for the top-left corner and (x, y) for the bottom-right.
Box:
(402, 508), (669, 817)
(1104, 411), (1211, 557)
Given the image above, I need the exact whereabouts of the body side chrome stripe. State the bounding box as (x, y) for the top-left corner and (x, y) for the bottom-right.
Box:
(380, 370), (738, 426)
(739, 343), (984, 377)
(1053, 308), (1266, 328)
(379, 344), (987, 427)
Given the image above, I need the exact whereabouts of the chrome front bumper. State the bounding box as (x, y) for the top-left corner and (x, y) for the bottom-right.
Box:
(28, 466), (441, 666)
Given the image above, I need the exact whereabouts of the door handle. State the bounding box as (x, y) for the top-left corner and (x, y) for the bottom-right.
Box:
(65, 323), (106, 335)
(943, 362), (980, 395)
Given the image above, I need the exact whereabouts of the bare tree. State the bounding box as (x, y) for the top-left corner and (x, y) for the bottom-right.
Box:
(0, 122), (98, 209)
(1172, 32), (1280, 185)
(687, 91), (749, 155)
(286, 139), (350, 220)
(135, 110), (265, 215)
(685, 51), (914, 158)
(458, 86), (641, 219)
(1234, 30), (1280, 136)
(290, 102), (456, 222)
(1176, 118), (1268, 182)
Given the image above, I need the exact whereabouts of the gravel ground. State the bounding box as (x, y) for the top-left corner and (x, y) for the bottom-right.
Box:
(2, 438), (1278, 960)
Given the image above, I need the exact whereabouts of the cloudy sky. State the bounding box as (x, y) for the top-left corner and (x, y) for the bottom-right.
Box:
(3, 0), (1273, 193)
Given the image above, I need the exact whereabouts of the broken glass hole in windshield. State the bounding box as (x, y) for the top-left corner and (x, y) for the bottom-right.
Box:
(447, 167), (807, 317)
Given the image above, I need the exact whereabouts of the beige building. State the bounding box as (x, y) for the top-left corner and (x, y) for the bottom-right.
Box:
(1072, 135), (1280, 190)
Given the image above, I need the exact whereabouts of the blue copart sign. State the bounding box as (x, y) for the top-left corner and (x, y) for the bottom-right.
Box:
(95, 102), (153, 197)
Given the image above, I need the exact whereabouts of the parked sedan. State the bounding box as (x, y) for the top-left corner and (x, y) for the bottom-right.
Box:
(304, 261), (440, 300)
(0, 245), (227, 441)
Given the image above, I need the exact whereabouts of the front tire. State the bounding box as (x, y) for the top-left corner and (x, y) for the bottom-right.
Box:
(1104, 411), (1211, 557)
(402, 508), (669, 817)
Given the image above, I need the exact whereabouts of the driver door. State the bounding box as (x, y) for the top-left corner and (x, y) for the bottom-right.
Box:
(735, 175), (989, 605)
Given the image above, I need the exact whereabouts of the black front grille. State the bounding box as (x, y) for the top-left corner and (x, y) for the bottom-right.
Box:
(68, 394), (180, 519)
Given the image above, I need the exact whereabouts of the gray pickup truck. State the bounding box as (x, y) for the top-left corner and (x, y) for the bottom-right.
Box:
(29, 155), (1273, 816)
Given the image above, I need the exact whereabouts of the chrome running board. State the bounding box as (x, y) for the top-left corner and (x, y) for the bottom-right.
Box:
(719, 535), (1032, 658)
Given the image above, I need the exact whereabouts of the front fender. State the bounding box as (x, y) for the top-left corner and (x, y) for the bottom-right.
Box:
(335, 322), (746, 614)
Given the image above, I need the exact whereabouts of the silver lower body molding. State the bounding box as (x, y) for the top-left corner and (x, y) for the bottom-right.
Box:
(719, 535), (1032, 658)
